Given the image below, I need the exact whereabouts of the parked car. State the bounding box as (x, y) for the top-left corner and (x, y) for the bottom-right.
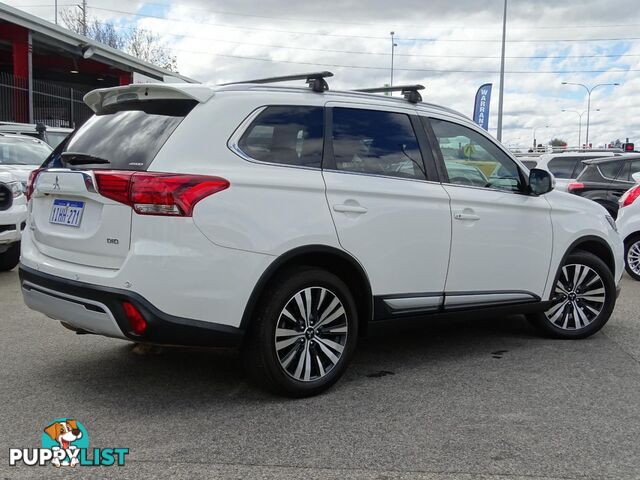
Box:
(616, 173), (640, 280)
(0, 171), (27, 271)
(19, 75), (623, 396)
(517, 157), (539, 170)
(0, 133), (52, 190)
(536, 151), (621, 191)
(0, 122), (73, 148)
(567, 154), (640, 218)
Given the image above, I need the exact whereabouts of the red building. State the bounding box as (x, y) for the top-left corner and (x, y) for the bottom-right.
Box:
(0, 2), (195, 127)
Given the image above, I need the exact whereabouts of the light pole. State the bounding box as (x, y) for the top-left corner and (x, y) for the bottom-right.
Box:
(533, 125), (549, 151)
(390, 31), (397, 88)
(562, 109), (600, 148)
(496, 0), (508, 142)
(561, 82), (619, 147)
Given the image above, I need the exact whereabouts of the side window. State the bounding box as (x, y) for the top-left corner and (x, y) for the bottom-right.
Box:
(238, 106), (324, 168)
(616, 160), (640, 182)
(331, 108), (426, 180)
(628, 160), (640, 181)
(547, 157), (582, 178)
(599, 160), (623, 179)
(430, 118), (522, 192)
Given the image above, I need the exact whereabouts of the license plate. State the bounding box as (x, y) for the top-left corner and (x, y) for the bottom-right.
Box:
(49, 199), (85, 227)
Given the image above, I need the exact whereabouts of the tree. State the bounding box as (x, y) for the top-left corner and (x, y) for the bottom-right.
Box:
(549, 138), (568, 148)
(61, 7), (176, 71)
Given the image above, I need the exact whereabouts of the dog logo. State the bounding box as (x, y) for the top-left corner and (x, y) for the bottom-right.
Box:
(42, 419), (87, 467)
(8, 418), (128, 467)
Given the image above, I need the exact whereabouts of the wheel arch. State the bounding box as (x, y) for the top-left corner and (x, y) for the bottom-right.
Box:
(549, 235), (616, 300)
(240, 245), (373, 336)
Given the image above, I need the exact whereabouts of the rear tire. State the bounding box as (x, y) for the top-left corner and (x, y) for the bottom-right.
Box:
(527, 251), (616, 339)
(624, 234), (640, 281)
(242, 266), (358, 397)
(0, 242), (20, 272)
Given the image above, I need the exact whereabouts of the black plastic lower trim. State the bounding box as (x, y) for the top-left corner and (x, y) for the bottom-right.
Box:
(19, 265), (244, 348)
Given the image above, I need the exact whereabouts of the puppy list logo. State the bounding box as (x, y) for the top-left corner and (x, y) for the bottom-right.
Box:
(9, 418), (128, 467)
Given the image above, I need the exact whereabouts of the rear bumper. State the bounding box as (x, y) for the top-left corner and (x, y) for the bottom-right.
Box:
(19, 265), (244, 348)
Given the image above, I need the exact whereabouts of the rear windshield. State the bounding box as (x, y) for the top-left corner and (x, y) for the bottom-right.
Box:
(0, 136), (52, 165)
(547, 156), (586, 178)
(63, 99), (197, 170)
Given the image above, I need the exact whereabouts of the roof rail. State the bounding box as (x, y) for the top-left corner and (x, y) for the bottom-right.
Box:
(354, 84), (425, 103)
(221, 71), (333, 93)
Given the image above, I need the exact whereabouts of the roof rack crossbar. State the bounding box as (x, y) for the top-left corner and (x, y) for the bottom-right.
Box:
(354, 84), (425, 103)
(221, 71), (333, 93)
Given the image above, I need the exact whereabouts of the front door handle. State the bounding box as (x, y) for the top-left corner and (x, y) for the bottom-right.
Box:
(333, 204), (368, 214)
(454, 212), (480, 221)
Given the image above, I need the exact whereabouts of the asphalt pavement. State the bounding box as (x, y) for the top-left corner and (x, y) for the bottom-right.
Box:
(1, 268), (639, 479)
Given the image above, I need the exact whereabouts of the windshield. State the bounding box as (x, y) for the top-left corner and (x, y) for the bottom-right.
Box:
(63, 99), (197, 170)
(0, 137), (53, 165)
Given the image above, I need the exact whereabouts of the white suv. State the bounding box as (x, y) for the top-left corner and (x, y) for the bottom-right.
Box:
(20, 73), (624, 396)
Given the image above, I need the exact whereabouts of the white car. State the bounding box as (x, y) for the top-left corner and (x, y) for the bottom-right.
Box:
(0, 133), (52, 186)
(0, 171), (27, 271)
(536, 151), (621, 192)
(616, 173), (640, 280)
(19, 74), (624, 396)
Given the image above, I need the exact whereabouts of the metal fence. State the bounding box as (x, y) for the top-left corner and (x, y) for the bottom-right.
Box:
(0, 72), (93, 128)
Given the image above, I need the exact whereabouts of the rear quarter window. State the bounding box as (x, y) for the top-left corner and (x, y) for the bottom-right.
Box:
(237, 106), (324, 168)
(598, 160), (623, 179)
(63, 99), (197, 170)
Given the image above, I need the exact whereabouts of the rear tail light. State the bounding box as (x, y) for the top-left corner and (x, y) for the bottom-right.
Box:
(620, 185), (640, 208)
(567, 182), (585, 193)
(122, 301), (147, 335)
(26, 168), (43, 201)
(94, 171), (229, 216)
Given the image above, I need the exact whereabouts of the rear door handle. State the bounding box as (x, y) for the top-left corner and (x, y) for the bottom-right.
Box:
(454, 212), (480, 221)
(333, 204), (368, 214)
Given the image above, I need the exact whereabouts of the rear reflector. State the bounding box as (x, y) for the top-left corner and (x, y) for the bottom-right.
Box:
(620, 185), (640, 208)
(122, 301), (147, 335)
(567, 182), (585, 193)
(94, 171), (229, 216)
(26, 168), (43, 201)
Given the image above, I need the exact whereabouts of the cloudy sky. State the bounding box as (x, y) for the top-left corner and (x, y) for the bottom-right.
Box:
(6, 0), (640, 148)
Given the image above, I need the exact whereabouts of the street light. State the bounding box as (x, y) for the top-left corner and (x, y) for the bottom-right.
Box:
(533, 125), (550, 151)
(561, 81), (619, 147)
(390, 31), (397, 88)
(562, 109), (600, 148)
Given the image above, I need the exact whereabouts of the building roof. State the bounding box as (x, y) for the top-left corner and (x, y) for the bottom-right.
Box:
(0, 2), (197, 83)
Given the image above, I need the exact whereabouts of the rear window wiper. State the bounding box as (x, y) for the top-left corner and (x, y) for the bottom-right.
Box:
(61, 152), (111, 165)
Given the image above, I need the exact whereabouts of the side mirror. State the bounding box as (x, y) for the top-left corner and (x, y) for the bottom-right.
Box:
(529, 168), (554, 195)
(632, 172), (640, 184)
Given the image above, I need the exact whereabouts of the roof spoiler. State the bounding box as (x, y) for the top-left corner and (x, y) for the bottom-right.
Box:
(84, 84), (215, 114)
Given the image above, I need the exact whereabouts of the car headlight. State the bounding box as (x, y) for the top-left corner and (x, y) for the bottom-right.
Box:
(7, 181), (23, 198)
(605, 214), (618, 232)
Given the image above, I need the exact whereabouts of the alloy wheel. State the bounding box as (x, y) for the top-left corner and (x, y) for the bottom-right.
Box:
(274, 287), (348, 382)
(627, 240), (640, 277)
(545, 264), (606, 330)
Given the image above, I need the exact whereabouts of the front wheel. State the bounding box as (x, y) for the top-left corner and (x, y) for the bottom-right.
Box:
(624, 235), (640, 281)
(242, 267), (358, 397)
(0, 242), (20, 272)
(527, 251), (616, 339)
